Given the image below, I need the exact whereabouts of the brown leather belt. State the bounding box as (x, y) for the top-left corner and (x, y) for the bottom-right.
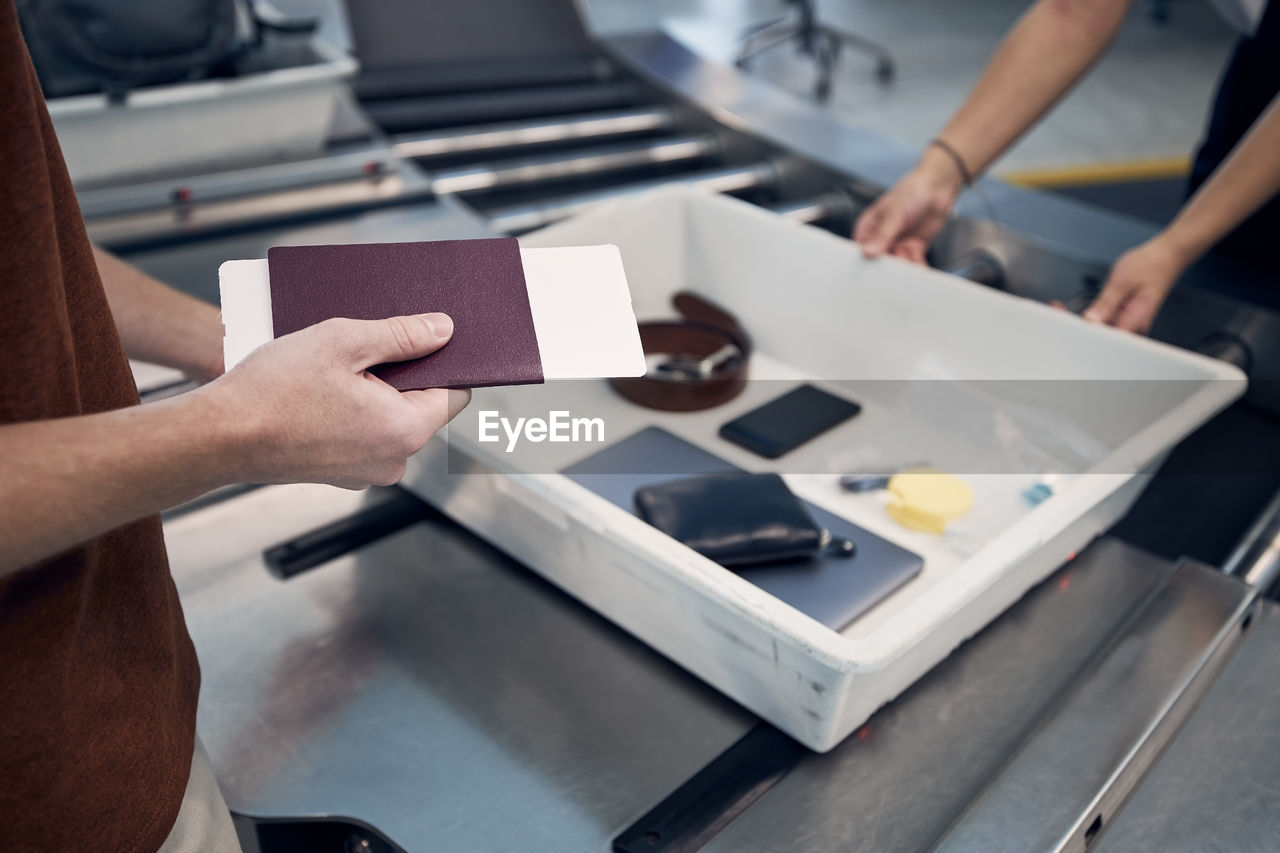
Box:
(609, 292), (752, 412)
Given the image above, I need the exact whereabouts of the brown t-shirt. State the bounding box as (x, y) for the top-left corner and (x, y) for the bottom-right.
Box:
(0, 3), (201, 850)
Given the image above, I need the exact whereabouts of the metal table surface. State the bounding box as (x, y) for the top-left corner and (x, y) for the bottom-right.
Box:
(165, 478), (1275, 852)
(165, 484), (756, 851)
(1096, 604), (1280, 852)
(703, 543), (1253, 853)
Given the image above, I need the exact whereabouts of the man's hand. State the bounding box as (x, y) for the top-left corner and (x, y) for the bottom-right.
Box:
(1, 311), (470, 574)
(203, 312), (470, 490)
(1082, 237), (1186, 334)
(853, 146), (964, 263)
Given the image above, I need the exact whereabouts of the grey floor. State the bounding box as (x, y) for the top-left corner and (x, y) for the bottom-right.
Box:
(587, 0), (1240, 178)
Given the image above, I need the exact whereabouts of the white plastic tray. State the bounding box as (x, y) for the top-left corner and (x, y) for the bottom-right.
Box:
(402, 186), (1245, 751)
(48, 41), (357, 188)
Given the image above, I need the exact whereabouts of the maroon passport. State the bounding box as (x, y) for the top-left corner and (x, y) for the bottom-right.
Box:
(267, 238), (544, 390)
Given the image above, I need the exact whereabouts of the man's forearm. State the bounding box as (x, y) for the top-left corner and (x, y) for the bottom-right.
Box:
(0, 392), (247, 577)
(1160, 94), (1280, 265)
(94, 247), (224, 382)
(0, 311), (468, 577)
(936, 0), (1133, 176)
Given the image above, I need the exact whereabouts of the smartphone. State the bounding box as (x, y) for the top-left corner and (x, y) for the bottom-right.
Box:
(718, 384), (861, 459)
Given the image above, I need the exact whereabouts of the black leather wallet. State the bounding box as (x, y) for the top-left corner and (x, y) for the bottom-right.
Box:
(634, 473), (854, 568)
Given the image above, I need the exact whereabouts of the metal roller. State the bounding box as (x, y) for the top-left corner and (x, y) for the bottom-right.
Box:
(77, 149), (399, 219)
(392, 107), (678, 161)
(1224, 488), (1280, 594)
(430, 134), (719, 196)
(487, 161), (777, 234)
(363, 80), (648, 132)
(86, 173), (429, 252)
(769, 191), (855, 226)
(1195, 331), (1253, 374)
(944, 249), (1006, 290)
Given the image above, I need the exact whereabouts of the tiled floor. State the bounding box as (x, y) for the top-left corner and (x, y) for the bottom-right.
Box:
(588, 0), (1240, 179)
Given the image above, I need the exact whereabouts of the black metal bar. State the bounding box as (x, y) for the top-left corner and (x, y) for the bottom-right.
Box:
(363, 81), (648, 133)
(233, 813), (404, 853)
(163, 483), (263, 521)
(355, 57), (615, 102)
(613, 724), (806, 853)
(263, 488), (432, 579)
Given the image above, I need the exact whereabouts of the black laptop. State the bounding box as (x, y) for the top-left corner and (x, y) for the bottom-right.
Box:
(563, 426), (923, 632)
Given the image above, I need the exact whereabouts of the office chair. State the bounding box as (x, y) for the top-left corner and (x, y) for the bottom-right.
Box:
(736, 0), (895, 102)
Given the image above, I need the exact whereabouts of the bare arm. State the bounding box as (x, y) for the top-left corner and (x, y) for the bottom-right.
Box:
(1, 390), (245, 573)
(0, 313), (469, 577)
(1083, 93), (1280, 331)
(934, 0), (1133, 179)
(1158, 94), (1280, 268)
(855, 0), (1134, 259)
(94, 246), (225, 382)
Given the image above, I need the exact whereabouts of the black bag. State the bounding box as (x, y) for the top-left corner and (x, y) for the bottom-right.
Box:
(634, 473), (855, 568)
(16, 0), (317, 99)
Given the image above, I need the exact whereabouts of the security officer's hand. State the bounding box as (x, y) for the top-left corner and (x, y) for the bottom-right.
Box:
(1082, 237), (1186, 334)
(853, 145), (965, 263)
